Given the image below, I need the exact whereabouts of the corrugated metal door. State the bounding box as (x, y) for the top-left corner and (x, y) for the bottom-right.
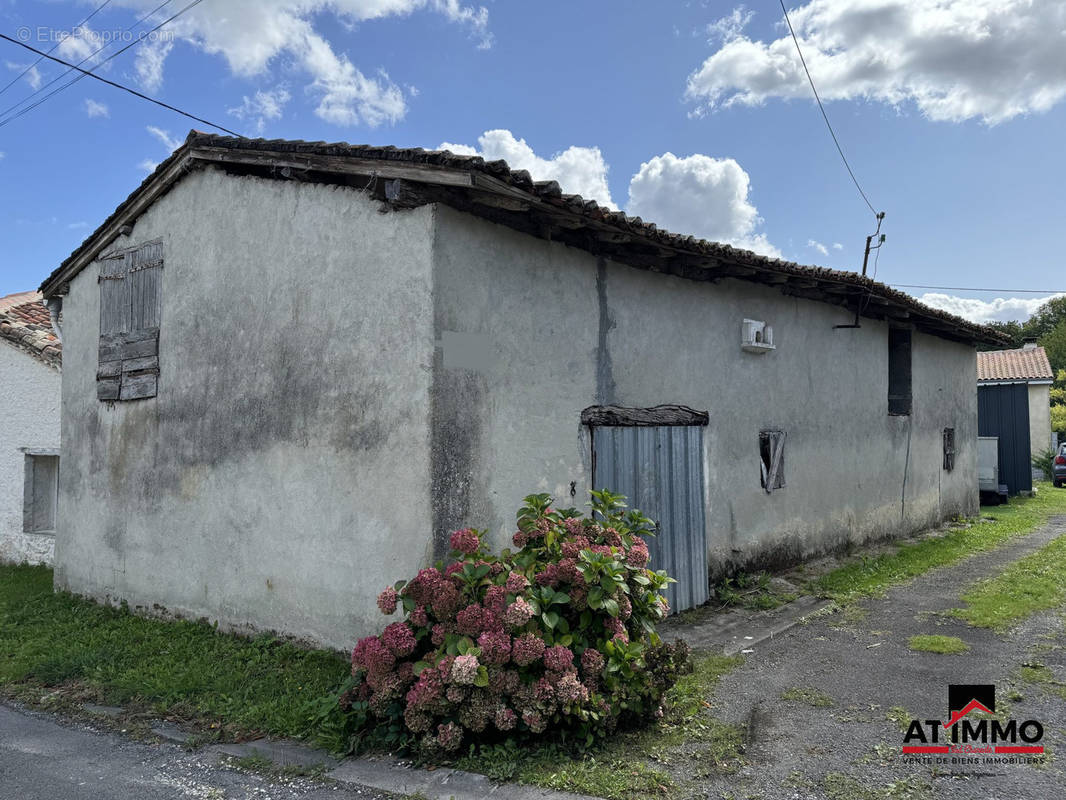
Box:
(978, 384), (1032, 495)
(592, 426), (708, 612)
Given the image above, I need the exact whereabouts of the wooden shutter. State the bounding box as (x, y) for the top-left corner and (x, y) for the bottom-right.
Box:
(943, 428), (956, 471)
(760, 430), (786, 492)
(97, 240), (162, 401)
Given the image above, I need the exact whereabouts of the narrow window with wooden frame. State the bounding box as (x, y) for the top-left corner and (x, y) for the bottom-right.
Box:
(759, 430), (786, 492)
(943, 428), (956, 471)
(97, 240), (162, 401)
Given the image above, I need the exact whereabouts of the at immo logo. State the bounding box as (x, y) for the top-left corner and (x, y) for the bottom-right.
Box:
(902, 684), (1044, 755)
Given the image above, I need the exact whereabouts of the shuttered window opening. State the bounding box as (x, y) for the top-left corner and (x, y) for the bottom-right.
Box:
(97, 240), (162, 401)
(943, 427), (956, 471)
(759, 430), (786, 492)
(23, 454), (59, 533)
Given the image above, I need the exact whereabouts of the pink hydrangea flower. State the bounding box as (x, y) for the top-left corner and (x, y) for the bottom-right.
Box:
(495, 706), (517, 730)
(444, 561), (464, 578)
(450, 654), (480, 685)
(561, 536), (590, 558)
(511, 632), (546, 666)
(410, 605), (429, 627)
(512, 530), (528, 548)
(556, 672), (589, 705)
(376, 586), (398, 615)
(580, 647), (605, 677)
(351, 636), (394, 676)
(626, 539), (650, 567)
(502, 596), (534, 628)
(455, 603), (485, 636)
(382, 622), (416, 657)
(449, 528), (481, 554)
(504, 571), (529, 594)
(522, 710), (547, 733)
(534, 564), (560, 587)
(431, 623), (449, 646)
(543, 645), (574, 672)
(436, 721), (463, 751)
(482, 585), (507, 615)
(602, 527), (623, 547)
(430, 581), (461, 618)
(477, 630), (511, 665)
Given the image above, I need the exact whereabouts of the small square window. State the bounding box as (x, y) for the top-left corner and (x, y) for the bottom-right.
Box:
(23, 454), (59, 534)
(759, 430), (786, 492)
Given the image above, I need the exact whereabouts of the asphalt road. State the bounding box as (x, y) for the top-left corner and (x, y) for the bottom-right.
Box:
(696, 515), (1066, 800)
(0, 703), (395, 800)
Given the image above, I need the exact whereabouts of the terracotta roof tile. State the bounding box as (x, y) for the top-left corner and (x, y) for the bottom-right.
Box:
(977, 346), (1053, 382)
(0, 291), (61, 369)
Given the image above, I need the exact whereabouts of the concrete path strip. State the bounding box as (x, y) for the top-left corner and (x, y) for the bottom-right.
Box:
(667, 594), (834, 655)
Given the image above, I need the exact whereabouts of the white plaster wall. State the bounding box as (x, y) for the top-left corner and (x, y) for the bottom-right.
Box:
(431, 207), (979, 575)
(0, 341), (60, 564)
(1029, 383), (1053, 477)
(56, 168), (436, 649)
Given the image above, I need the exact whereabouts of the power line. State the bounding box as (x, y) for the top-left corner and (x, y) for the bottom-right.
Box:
(779, 0), (878, 217)
(0, 0), (175, 124)
(0, 0), (113, 100)
(0, 0), (201, 130)
(0, 10), (242, 137)
(891, 284), (1066, 294)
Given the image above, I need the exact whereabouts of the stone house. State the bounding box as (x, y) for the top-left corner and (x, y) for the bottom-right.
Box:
(39, 133), (1001, 648)
(0, 291), (62, 565)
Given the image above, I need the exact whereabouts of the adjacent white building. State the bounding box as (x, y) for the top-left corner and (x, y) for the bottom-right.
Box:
(0, 291), (61, 565)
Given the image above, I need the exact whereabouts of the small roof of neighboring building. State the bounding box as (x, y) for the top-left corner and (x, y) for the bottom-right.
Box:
(41, 131), (1007, 347)
(977, 345), (1053, 383)
(0, 291), (61, 369)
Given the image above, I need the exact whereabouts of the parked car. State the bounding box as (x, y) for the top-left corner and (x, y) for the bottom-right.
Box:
(1055, 444), (1066, 488)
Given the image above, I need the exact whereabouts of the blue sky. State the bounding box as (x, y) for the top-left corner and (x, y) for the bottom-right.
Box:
(1, 0), (1064, 322)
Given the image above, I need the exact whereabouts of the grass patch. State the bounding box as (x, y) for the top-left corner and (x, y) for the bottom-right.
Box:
(907, 635), (970, 654)
(823, 772), (932, 800)
(711, 571), (795, 611)
(0, 564), (349, 742)
(780, 686), (835, 707)
(226, 753), (327, 780)
(815, 484), (1066, 603)
(951, 531), (1066, 631)
(455, 654), (745, 800)
(1017, 662), (1066, 699)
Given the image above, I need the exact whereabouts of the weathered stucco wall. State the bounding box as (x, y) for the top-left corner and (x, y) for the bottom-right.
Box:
(0, 342), (60, 564)
(430, 206), (979, 574)
(1029, 383), (1052, 475)
(56, 168), (436, 649)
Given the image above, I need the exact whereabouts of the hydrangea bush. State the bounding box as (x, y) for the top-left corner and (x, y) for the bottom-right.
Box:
(337, 490), (691, 755)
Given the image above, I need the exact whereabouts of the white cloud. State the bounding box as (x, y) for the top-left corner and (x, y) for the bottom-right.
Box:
(807, 239), (829, 256)
(704, 6), (754, 44)
(626, 152), (780, 257)
(5, 62), (42, 90)
(84, 99), (109, 118)
(916, 292), (1066, 323)
(686, 0), (1066, 124)
(832, 242), (844, 250)
(228, 87), (291, 133)
(135, 40), (173, 92)
(106, 0), (491, 126)
(146, 126), (182, 152)
(67, 221), (90, 230)
(138, 158), (159, 172)
(440, 130), (616, 207)
(56, 29), (97, 64)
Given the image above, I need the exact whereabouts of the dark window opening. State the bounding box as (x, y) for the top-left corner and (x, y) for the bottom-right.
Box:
(943, 428), (956, 471)
(888, 328), (912, 416)
(759, 430), (786, 492)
